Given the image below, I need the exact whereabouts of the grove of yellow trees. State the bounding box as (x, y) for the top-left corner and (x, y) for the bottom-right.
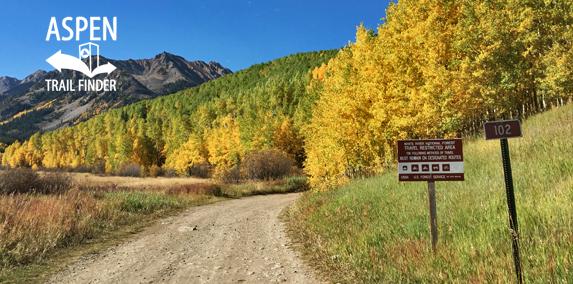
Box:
(1, 51), (335, 177)
(305, 0), (573, 190)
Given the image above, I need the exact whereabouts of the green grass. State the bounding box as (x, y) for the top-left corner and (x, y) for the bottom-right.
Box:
(285, 104), (573, 283)
(106, 191), (184, 214)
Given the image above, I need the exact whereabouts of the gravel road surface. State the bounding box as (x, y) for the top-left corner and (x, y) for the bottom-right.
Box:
(45, 193), (324, 284)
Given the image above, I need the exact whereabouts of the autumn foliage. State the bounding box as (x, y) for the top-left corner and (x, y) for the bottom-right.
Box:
(1, 51), (336, 179)
(305, 0), (573, 190)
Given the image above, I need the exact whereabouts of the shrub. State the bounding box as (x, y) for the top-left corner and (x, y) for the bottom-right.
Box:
(117, 163), (142, 177)
(163, 167), (178, 178)
(242, 149), (293, 180)
(216, 165), (243, 184)
(0, 168), (41, 195)
(188, 162), (211, 178)
(290, 166), (305, 177)
(40, 171), (74, 194)
(149, 165), (162, 178)
(0, 168), (73, 195)
(73, 164), (93, 173)
(92, 159), (106, 174)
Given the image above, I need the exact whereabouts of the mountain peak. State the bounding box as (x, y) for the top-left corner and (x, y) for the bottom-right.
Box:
(0, 52), (232, 142)
(155, 51), (176, 60)
(0, 76), (20, 93)
(21, 70), (47, 84)
(110, 52), (232, 94)
(0, 70), (46, 96)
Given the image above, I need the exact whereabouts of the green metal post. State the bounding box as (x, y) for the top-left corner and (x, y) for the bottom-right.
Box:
(500, 138), (523, 284)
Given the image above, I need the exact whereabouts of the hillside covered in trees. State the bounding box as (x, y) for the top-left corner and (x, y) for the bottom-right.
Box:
(1, 50), (338, 177)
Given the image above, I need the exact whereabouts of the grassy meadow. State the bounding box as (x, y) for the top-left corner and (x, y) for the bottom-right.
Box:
(285, 103), (573, 283)
(0, 170), (308, 283)
(0, 174), (223, 281)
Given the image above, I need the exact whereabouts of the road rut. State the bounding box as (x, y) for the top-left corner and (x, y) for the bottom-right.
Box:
(45, 193), (323, 284)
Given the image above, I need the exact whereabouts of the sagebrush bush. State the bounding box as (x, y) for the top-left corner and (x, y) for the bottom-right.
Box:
(242, 149), (293, 180)
(117, 163), (142, 177)
(188, 162), (211, 178)
(0, 168), (73, 195)
(216, 165), (243, 184)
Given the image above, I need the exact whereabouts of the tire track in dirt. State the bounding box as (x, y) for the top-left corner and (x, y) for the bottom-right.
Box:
(45, 193), (324, 284)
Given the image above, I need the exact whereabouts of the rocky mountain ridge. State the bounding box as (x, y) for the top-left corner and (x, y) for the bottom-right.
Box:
(0, 52), (231, 144)
(0, 70), (47, 97)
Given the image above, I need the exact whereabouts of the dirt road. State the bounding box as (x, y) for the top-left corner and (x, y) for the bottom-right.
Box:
(46, 193), (325, 284)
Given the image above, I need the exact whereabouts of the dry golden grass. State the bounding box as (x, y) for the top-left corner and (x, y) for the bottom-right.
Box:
(0, 170), (307, 282)
(0, 173), (218, 279)
(69, 173), (209, 189)
(1, 191), (106, 267)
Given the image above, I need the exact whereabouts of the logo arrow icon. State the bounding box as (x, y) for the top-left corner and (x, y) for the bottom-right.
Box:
(91, 63), (116, 76)
(46, 50), (116, 78)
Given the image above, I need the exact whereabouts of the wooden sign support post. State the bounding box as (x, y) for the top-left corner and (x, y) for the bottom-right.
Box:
(397, 139), (464, 254)
(427, 181), (438, 252)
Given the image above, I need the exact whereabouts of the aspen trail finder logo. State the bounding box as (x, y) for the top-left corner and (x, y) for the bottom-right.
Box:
(44, 17), (118, 92)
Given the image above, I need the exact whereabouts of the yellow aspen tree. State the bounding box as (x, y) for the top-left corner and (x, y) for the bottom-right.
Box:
(2, 141), (18, 166)
(305, 25), (385, 190)
(305, 0), (475, 190)
(131, 118), (155, 169)
(272, 117), (304, 166)
(9, 141), (26, 168)
(26, 132), (44, 167)
(166, 134), (208, 175)
(205, 114), (243, 175)
(41, 133), (56, 168)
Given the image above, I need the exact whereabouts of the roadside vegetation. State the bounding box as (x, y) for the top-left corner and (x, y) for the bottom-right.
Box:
(284, 103), (573, 283)
(0, 170), (220, 280)
(0, 149), (308, 282)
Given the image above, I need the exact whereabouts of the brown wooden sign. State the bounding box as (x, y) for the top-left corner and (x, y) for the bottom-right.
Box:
(397, 139), (464, 181)
(483, 120), (522, 140)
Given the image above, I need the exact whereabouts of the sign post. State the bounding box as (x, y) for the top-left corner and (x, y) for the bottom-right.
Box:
(397, 139), (464, 252)
(484, 119), (523, 284)
(427, 180), (438, 251)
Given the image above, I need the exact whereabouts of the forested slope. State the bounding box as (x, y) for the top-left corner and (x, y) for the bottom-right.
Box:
(1, 50), (338, 176)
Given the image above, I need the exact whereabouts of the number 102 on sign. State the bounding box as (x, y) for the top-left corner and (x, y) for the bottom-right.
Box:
(483, 120), (522, 140)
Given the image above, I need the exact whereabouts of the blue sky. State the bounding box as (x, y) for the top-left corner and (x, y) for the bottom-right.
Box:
(0, 0), (391, 79)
